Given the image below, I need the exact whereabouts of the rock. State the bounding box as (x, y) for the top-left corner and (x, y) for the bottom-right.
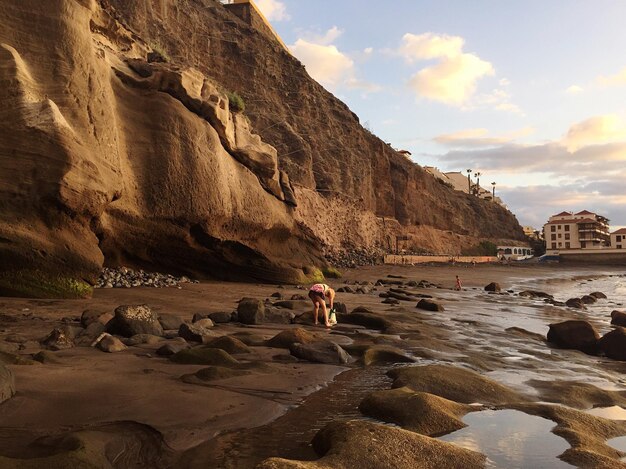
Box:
(599, 328), (626, 361)
(333, 302), (348, 314)
(590, 291), (607, 299)
(289, 341), (351, 365)
(123, 334), (163, 346)
(79, 321), (106, 342)
(388, 364), (522, 405)
(192, 313), (210, 323)
(81, 309), (113, 327)
(351, 306), (373, 313)
(362, 346), (416, 366)
(32, 350), (62, 364)
(519, 290), (553, 300)
(272, 300), (309, 310)
(267, 328), (316, 348)
(547, 320), (600, 354)
(156, 341), (189, 356)
(256, 420), (485, 469)
(229, 332), (267, 346)
(41, 328), (74, 350)
(416, 299), (444, 312)
(610, 311), (626, 327)
(106, 305), (164, 338)
(95, 333), (127, 353)
(566, 298), (585, 309)
(158, 313), (185, 330)
(290, 294), (307, 301)
(0, 351), (37, 366)
(484, 282), (501, 292)
(337, 286), (354, 293)
(182, 366), (252, 383)
(580, 295), (597, 304)
(264, 307), (296, 324)
(337, 312), (391, 331)
(382, 298), (399, 305)
(208, 312), (232, 323)
(0, 365), (15, 404)
(58, 324), (84, 340)
(270, 292), (283, 299)
(237, 298), (265, 324)
(170, 347), (240, 366)
(204, 335), (251, 354)
(178, 320), (215, 343)
(386, 291), (415, 301)
(359, 387), (472, 435)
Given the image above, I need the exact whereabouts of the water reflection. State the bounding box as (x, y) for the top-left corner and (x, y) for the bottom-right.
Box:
(440, 409), (573, 468)
(586, 406), (626, 420)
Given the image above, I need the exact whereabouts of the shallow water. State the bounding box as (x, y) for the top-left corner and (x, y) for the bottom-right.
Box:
(586, 405), (626, 420)
(440, 409), (573, 468)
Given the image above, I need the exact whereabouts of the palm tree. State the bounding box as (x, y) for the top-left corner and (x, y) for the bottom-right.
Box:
(466, 169), (472, 194)
(474, 172), (481, 196)
(491, 181), (496, 199)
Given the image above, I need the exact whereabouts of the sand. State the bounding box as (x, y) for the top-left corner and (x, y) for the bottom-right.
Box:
(1, 263), (626, 467)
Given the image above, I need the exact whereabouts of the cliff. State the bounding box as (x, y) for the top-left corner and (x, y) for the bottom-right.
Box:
(0, 0), (525, 297)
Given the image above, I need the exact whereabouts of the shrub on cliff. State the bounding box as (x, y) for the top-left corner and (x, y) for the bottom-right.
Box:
(462, 241), (498, 256)
(227, 92), (245, 113)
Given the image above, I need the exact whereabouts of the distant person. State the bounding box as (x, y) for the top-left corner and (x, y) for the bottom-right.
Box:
(308, 283), (335, 327)
(454, 275), (462, 291)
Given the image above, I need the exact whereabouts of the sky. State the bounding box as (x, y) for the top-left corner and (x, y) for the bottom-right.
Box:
(252, 0), (626, 230)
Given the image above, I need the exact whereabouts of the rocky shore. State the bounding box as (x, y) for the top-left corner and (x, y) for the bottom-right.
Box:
(1, 264), (626, 468)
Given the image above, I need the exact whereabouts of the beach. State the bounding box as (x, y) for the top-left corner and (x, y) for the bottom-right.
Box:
(1, 263), (626, 468)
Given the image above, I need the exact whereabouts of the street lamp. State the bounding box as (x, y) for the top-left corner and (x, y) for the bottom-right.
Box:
(466, 169), (472, 194)
(491, 182), (496, 199)
(474, 172), (481, 196)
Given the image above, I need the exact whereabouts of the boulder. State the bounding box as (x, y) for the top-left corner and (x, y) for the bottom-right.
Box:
(76, 321), (107, 345)
(204, 335), (251, 354)
(156, 341), (189, 357)
(337, 312), (391, 331)
(289, 341), (351, 365)
(267, 328), (316, 349)
(580, 295), (597, 304)
(264, 307), (295, 324)
(382, 298), (399, 305)
(290, 294), (307, 301)
(123, 334), (163, 346)
(547, 320), (600, 354)
(359, 387), (472, 435)
(519, 290), (553, 300)
(178, 320), (215, 343)
(41, 328), (74, 351)
(95, 333), (127, 353)
(32, 350), (63, 364)
(484, 282), (501, 292)
(386, 291), (415, 302)
(81, 309), (113, 327)
(256, 420), (485, 469)
(333, 302), (348, 314)
(337, 286), (354, 293)
(599, 327), (626, 361)
(362, 346), (416, 366)
(566, 298), (585, 309)
(270, 292), (283, 299)
(237, 298), (265, 324)
(590, 291), (607, 299)
(182, 366), (252, 383)
(208, 312), (232, 324)
(416, 299), (444, 312)
(0, 365), (15, 404)
(158, 313), (185, 330)
(170, 347), (240, 366)
(106, 305), (164, 338)
(229, 332), (267, 347)
(351, 306), (373, 313)
(272, 300), (309, 310)
(610, 310), (626, 327)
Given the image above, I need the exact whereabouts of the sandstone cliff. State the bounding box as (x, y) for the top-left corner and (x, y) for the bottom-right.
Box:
(0, 0), (524, 297)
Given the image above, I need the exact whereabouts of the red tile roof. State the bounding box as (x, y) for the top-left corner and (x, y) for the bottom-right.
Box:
(575, 210), (595, 215)
(545, 218), (601, 225)
(553, 211), (572, 217)
(613, 228), (626, 235)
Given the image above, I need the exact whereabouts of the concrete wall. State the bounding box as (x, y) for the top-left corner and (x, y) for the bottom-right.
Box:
(384, 255), (497, 265)
(558, 249), (626, 265)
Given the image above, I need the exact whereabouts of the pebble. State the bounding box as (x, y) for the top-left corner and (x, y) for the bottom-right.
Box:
(95, 267), (198, 289)
(323, 247), (383, 269)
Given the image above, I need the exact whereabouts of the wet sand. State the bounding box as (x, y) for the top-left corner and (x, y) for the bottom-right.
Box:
(1, 263), (626, 468)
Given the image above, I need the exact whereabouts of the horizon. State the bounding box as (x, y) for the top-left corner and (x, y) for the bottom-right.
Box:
(251, 0), (626, 231)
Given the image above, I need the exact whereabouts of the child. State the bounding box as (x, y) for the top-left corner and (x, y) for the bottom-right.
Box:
(454, 275), (462, 291)
(308, 283), (335, 327)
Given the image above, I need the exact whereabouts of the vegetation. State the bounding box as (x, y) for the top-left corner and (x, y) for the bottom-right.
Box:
(300, 266), (325, 284)
(148, 41), (170, 62)
(0, 270), (93, 299)
(437, 178), (454, 189)
(227, 91), (245, 113)
(322, 266), (342, 279)
(461, 241), (498, 257)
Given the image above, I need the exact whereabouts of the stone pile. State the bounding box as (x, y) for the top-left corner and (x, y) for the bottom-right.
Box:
(96, 267), (197, 289)
(324, 247), (383, 269)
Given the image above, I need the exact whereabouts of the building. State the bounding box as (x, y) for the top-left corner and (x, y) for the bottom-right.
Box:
(522, 226), (542, 240)
(497, 245), (534, 260)
(424, 167), (505, 206)
(543, 210), (610, 251)
(611, 228), (626, 249)
(221, 0), (289, 52)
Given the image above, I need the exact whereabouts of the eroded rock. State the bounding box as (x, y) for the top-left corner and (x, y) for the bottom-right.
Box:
(289, 341), (351, 365)
(106, 305), (163, 338)
(547, 320), (599, 354)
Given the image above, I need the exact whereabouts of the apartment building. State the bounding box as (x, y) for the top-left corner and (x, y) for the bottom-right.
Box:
(611, 228), (626, 249)
(543, 210), (610, 251)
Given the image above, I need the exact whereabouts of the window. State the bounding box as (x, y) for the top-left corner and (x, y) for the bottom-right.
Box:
(565, 225), (570, 232)
(565, 242), (570, 248)
(551, 234), (556, 240)
(565, 233), (570, 240)
(551, 243), (557, 249)
(581, 242), (586, 248)
(558, 234), (562, 238)
(618, 235), (622, 242)
(618, 245), (622, 249)
(551, 226), (556, 232)
(558, 242), (562, 247)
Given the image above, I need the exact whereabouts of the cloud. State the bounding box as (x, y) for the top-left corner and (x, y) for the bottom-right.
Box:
(254, 0), (290, 21)
(597, 66), (626, 87)
(289, 28), (380, 93)
(562, 114), (626, 152)
(397, 32), (496, 106)
(434, 127), (533, 148)
(566, 85), (584, 94)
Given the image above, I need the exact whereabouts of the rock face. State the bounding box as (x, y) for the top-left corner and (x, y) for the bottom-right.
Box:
(547, 320), (600, 354)
(0, 365), (15, 404)
(106, 305), (164, 338)
(0, 0), (525, 298)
